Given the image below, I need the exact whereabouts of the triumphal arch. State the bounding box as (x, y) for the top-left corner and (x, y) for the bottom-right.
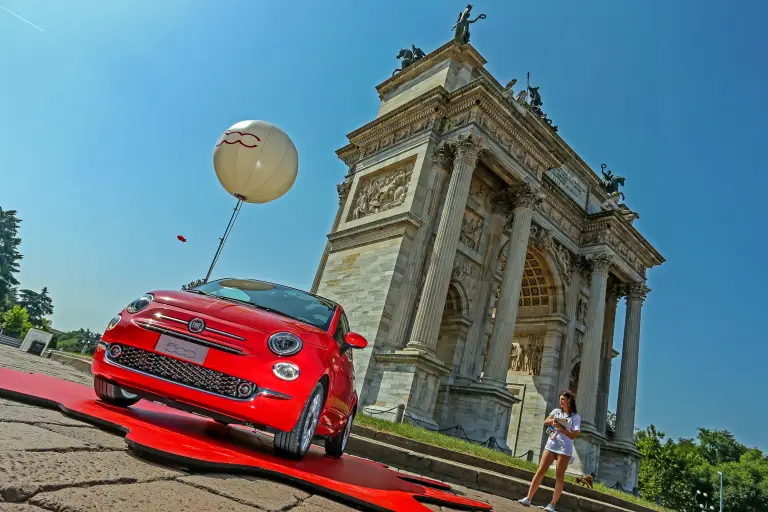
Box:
(310, 14), (664, 490)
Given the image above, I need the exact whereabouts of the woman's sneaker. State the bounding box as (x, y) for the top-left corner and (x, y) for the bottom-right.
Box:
(518, 497), (532, 507)
(544, 504), (556, 512)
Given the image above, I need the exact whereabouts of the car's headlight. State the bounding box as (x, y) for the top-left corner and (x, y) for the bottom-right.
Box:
(106, 315), (121, 330)
(273, 362), (300, 381)
(126, 293), (153, 314)
(267, 332), (303, 356)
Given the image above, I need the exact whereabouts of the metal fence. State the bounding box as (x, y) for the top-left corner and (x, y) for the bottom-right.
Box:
(0, 334), (22, 349)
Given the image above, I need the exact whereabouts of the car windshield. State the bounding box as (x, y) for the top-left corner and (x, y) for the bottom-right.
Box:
(188, 279), (337, 331)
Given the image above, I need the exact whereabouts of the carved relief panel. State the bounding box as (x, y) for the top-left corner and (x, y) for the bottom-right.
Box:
(348, 160), (415, 221)
(459, 208), (484, 251)
(509, 334), (545, 376)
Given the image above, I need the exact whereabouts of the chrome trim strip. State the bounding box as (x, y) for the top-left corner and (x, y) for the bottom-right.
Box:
(103, 349), (258, 402)
(135, 320), (246, 355)
(152, 313), (246, 341)
(205, 326), (245, 340)
(258, 388), (292, 400)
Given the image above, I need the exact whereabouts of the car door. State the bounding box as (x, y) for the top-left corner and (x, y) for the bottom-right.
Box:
(328, 310), (354, 427)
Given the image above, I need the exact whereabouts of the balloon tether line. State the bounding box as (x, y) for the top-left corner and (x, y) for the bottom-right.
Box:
(203, 194), (246, 283)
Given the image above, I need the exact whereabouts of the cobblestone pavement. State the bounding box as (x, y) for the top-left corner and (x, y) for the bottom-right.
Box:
(0, 346), (528, 511)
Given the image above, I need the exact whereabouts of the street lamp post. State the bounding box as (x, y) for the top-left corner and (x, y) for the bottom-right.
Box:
(717, 471), (724, 512)
(696, 490), (715, 512)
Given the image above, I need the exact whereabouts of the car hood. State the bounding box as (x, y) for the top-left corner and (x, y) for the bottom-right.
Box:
(150, 290), (329, 346)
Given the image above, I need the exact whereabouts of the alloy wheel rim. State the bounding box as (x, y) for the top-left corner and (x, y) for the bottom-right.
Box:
(341, 414), (353, 451)
(301, 393), (322, 452)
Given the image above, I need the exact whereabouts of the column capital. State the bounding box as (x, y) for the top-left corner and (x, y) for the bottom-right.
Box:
(336, 180), (352, 205)
(587, 252), (613, 274)
(432, 142), (454, 173)
(514, 184), (545, 211)
(627, 282), (651, 302)
(490, 187), (516, 215)
(449, 132), (485, 164)
(573, 255), (591, 274)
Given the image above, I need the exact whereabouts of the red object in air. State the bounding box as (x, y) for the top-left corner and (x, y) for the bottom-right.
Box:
(92, 278), (369, 460)
(0, 368), (492, 512)
(177, 235), (187, 242)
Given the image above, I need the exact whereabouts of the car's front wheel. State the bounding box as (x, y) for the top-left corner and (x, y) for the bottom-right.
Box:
(93, 376), (141, 407)
(325, 409), (354, 458)
(274, 382), (325, 460)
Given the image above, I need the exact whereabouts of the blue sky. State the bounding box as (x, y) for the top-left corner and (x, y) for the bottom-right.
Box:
(1, 1), (765, 450)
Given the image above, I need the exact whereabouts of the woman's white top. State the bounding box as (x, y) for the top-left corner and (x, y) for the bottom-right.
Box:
(544, 408), (581, 458)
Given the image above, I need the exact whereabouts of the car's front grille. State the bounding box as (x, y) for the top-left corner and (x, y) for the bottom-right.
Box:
(106, 344), (256, 400)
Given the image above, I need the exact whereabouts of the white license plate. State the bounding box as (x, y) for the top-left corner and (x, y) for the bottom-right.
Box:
(155, 334), (208, 365)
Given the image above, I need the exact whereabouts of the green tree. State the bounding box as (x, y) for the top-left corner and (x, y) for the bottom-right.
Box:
(1, 305), (33, 339)
(698, 428), (747, 466)
(0, 208), (23, 311)
(17, 287), (54, 327)
(52, 328), (101, 354)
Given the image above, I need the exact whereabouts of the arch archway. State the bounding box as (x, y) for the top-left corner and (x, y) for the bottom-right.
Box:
(436, 281), (471, 371)
(569, 361), (581, 395)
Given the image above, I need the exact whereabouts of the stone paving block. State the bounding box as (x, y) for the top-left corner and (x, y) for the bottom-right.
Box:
(0, 450), (180, 502)
(179, 474), (311, 510)
(0, 406), (88, 427)
(289, 494), (358, 512)
(35, 424), (127, 450)
(0, 504), (47, 512)
(29, 481), (260, 512)
(0, 423), (90, 451)
(0, 398), (32, 408)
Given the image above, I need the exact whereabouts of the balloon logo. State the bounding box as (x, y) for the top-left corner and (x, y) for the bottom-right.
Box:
(212, 120), (299, 204)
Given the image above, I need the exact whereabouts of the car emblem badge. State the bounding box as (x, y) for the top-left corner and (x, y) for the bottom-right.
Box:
(188, 318), (205, 334)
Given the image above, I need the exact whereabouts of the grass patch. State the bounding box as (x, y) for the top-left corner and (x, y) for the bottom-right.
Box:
(356, 414), (668, 511)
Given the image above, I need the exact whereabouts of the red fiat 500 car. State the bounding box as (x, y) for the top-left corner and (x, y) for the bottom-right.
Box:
(91, 278), (367, 459)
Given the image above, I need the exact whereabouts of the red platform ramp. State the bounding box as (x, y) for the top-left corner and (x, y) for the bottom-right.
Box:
(0, 368), (492, 512)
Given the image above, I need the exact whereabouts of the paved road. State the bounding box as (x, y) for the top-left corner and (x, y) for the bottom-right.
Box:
(0, 345), (528, 512)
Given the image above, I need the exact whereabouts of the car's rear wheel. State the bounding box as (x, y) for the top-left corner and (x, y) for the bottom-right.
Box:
(274, 382), (325, 460)
(325, 409), (354, 458)
(93, 376), (140, 407)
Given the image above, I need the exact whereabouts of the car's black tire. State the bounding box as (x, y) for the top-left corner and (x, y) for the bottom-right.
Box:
(325, 409), (354, 458)
(274, 382), (325, 460)
(93, 376), (140, 407)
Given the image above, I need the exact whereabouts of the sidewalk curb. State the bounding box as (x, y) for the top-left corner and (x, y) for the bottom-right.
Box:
(349, 426), (655, 512)
(346, 435), (648, 512)
(48, 350), (92, 374)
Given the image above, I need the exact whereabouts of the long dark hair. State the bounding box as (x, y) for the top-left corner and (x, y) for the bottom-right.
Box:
(560, 389), (578, 415)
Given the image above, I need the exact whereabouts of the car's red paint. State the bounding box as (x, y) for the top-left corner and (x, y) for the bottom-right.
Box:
(91, 281), (367, 440)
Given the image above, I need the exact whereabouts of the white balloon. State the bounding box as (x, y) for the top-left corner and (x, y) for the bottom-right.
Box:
(212, 120), (298, 204)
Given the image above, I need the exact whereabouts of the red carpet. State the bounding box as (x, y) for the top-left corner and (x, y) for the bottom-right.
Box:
(0, 368), (491, 512)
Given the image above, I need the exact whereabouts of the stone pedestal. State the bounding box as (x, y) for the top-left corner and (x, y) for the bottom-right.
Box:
(570, 425), (606, 477)
(599, 442), (641, 491)
(362, 350), (451, 428)
(442, 382), (519, 451)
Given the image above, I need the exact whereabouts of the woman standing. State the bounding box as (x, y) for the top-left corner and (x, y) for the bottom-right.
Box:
(518, 390), (581, 512)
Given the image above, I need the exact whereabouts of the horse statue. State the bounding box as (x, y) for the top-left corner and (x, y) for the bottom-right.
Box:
(393, 45), (426, 76)
(452, 4), (486, 45)
(600, 164), (625, 200)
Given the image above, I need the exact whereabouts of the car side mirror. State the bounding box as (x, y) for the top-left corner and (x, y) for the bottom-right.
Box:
(343, 332), (368, 350)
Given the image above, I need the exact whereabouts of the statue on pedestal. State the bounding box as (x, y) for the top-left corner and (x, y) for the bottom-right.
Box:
(393, 45), (426, 76)
(452, 4), (486, 45)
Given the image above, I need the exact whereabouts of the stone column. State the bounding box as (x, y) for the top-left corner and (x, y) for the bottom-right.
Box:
(575, 252), (613, 430)
(385, 144), (451, 349)
(407, 133), (485, 354)
(310, 180), (352, 293)
(481, 185), (544, 386)
(557, 257), (586, 393)
(457, 197), (507, 381)
(596, 284), (620, 435)
(614, 282), (649, 446)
